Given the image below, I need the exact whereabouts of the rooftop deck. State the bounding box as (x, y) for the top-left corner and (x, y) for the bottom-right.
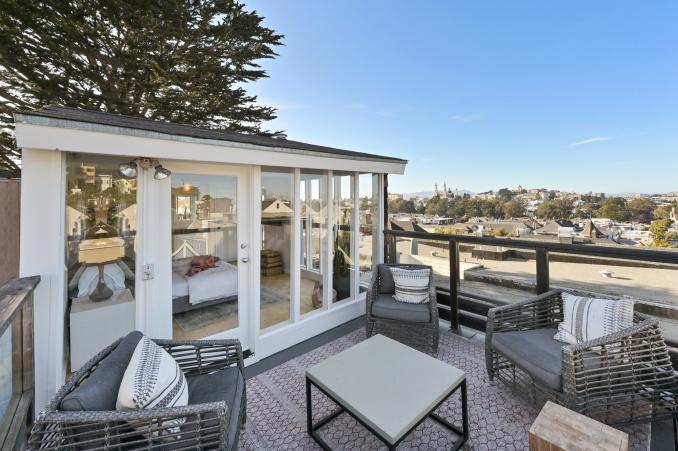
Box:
(240, 320), (652, 450)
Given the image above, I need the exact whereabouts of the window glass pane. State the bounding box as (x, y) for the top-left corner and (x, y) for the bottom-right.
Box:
(65, 154), (136, 371)
(359, 173), (379, 292)
(261, 167), (293, 329)
(300, 170), (328, 313)
(171, 174), (239, 339)
(0, 327), (13, 419)
(333, 172), (355, 301)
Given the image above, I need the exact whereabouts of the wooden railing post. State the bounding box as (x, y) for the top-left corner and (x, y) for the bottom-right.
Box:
(449, 240), (460, 331)
(384, 232), (396, 264)
(536, 248), (550, 294)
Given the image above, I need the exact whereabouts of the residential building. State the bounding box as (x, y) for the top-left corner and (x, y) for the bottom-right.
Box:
(14, 105), (404, 411)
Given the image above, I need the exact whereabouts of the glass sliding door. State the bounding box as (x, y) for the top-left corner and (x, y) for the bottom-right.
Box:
(358, 173), (380, 292)
(64, 153), (137, 371)
(260, 167), (293, 329)
(332, 171), (355, 302)
(300, 170), (329, 314)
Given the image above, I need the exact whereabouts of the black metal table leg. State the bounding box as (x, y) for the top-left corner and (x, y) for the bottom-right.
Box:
(307, 375), (469, 450)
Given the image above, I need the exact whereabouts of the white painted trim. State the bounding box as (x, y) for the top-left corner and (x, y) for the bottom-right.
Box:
(14, 123), (406, 174)
(352, 172), (360, 299)
(325, 170), (333, 309)
(250, 166), (262, 350)
(291, 168), (301, 323)
(377, 173), (385, 265)
(19, 148), (66, 413)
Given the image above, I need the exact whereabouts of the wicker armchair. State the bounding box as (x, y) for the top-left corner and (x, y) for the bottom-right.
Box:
(28, 336), (246, 450)
(366, 263), (439, 354)
(486, 289), (678, 426)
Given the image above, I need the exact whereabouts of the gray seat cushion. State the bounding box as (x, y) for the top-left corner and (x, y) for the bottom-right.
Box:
(377, 264), (396, 294)
(371, 294), (430, 323)
(60, 330), (143, 411)
(185, 366), (245, 450)
(492, 327), (563, 391)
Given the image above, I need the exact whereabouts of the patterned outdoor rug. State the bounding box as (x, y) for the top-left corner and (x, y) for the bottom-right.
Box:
(174, 287), (287, 331)
(238, 328), (650, 450)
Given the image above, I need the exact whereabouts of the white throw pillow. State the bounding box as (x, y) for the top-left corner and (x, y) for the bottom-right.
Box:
(390, 267), (431, 304)
(554, 292), (634, 344)
(117, 336), (188, 433)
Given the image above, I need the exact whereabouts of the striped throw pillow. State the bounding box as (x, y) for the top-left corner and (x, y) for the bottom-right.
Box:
(117, 335), (188, 434)
(390, 267), (431, 304)
(554, 292), (634, 344)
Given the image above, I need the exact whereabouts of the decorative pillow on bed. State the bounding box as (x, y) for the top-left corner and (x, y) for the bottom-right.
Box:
(554, 292), (634, 344)
(186, 255), (218, 277)
(116, 335), (188, 433)
(390, 267), (431, 304)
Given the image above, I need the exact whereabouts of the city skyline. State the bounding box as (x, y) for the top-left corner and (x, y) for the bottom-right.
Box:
(246, 0), (678, 194)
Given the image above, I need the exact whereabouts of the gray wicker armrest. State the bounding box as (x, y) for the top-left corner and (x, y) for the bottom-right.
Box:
(561, 313), (677, 395)
(29, 402), (229, 450)
(366, 272), (379, 315)
(487, 289), (563, 335)
(155, 338), (244, 376)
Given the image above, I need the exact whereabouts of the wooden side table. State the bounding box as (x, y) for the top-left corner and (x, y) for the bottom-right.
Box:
(529, 401), (628, 451)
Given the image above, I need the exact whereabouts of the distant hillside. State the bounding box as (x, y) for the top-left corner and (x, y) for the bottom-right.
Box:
(401, 190), (474, 199)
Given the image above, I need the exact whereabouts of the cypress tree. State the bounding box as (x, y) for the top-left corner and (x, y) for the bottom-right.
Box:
(0, 0), (284, 173)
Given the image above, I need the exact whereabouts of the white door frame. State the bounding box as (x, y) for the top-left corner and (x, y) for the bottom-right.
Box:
(155, 161), (255, 350)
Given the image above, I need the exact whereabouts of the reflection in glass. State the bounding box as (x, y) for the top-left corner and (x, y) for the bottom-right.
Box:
(260, 168), (293, 329)
(359, 174), (379, 292)
(333, 172), (355, 301)
(171, 174), (238, 339)
(300, 170), (330, 313)
(65, 154), (137, 371)
(0, 327), (13, 420)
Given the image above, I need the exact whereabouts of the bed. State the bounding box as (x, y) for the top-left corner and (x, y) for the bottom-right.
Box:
(172, 257), (239, 313)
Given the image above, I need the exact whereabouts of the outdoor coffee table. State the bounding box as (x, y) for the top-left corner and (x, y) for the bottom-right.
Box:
(306, 334), (468, 450)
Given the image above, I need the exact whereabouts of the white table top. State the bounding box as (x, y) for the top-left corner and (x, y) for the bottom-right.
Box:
(306, 334), (465, 444)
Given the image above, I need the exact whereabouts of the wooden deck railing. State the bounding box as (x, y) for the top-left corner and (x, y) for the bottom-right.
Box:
(383, 229), (678, 342)
(0, 276), (39, 451)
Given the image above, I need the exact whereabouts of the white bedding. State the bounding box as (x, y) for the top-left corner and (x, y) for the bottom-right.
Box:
(172, 259), (238, 305)
(78, 263), (126, 298)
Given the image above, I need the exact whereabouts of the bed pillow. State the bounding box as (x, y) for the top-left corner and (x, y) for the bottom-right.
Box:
(116, 335), (188, 432)
(390, 267), (431, 304)
(186, 255), (218, 276)
(554, 292), (634, 344)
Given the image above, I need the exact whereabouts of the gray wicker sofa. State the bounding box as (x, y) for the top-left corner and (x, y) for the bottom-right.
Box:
(486, 289), (678, 426)
(28, 331), (246, 450)
(366, 264), (439, 354)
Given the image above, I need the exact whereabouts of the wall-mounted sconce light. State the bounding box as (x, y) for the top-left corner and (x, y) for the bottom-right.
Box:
(119, 158), (171, 180)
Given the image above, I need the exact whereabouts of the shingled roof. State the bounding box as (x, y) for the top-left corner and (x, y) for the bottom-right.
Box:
(16, 105), (406, 163)
(580, 220), (606, 238)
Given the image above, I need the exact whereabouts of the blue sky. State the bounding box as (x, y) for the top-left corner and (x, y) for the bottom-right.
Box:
(245, 1), (678, 194)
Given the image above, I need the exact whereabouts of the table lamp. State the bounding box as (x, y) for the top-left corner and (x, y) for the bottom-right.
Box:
(78, 228), (125, 301)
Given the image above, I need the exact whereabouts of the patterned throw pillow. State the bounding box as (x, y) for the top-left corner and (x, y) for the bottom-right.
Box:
(116, 336), (189, 433)
(390, 267), (431, 304)
(554, 292), (634, 344)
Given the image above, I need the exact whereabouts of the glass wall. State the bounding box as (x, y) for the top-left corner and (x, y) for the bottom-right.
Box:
(171, 174), (239, 339)
(260, 167), (293, 329)
(332, 172), (356, 301)
(65, 154), (137, 371)
(300, 170), (328, 314)
(358, 173), (380, 292)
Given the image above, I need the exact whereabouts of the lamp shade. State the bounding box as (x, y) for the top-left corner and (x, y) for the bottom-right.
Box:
(78, 237), (125, 264)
